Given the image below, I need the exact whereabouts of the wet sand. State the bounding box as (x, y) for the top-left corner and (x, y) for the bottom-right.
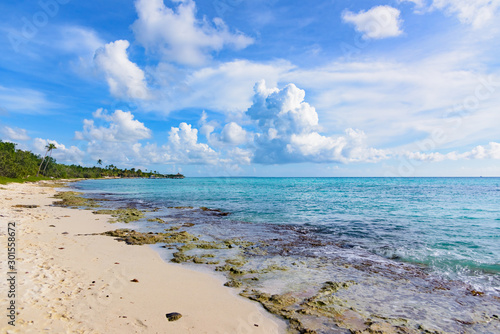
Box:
(0, 181), (285, 333)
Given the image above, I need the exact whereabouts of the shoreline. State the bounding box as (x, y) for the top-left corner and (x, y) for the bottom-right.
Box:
(71, 178), (500, 333)
(0, 181), (285, 333)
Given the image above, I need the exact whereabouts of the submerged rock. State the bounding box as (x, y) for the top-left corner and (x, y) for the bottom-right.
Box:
(147, 217), (167, 223)
(101, 229), (198, 245)
(93, 208), (145, 223)
(199, 206), (231, 216)
(171, 251), (193, 263)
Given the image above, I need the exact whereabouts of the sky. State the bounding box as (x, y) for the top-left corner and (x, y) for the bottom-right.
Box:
(0, 0), (499, 177)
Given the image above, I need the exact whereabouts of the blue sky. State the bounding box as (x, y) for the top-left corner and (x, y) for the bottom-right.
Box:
(1, 0), (499, 176)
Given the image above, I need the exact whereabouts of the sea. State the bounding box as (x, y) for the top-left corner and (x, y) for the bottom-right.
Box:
(73, 177), (500, 333)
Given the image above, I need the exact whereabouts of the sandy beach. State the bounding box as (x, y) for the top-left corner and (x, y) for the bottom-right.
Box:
(0, 181), (285, 334)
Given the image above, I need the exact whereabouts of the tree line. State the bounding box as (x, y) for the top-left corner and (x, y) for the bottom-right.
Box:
(0, 140), (184, 180)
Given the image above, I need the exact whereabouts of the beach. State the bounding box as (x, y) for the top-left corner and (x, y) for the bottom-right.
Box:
(2, 178), (499, 334)
(0, 181), (285, 334)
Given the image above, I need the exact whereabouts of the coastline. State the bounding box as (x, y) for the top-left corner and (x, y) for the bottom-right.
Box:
(0, 181), (285, 333)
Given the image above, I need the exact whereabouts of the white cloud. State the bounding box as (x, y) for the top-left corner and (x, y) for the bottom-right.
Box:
(0, 86), (60, 114)
(398, 0), (426, 8)
(33, 138), (85, 164)
(73, 108), (223, 166)
(57, 26), (104, 58)
(247, 80), (319, 135)
(143, 59), (293, 114)
(283, 57), (500, 152)
(246, 81), (387, 164)
(342, 6), (403, 39)
(132, 0), (253, 66)
(400, 0), (500, 29)
(227, 147), (253, 165)
(166, 122), (219, 164)
(430, 0), (500, 28)
(1, 126), (30, 141)
(220, 122), (248, 145)
(75, 109), (151, 142)
(405, 142), (500, 161)
(94, 40), (150, 99)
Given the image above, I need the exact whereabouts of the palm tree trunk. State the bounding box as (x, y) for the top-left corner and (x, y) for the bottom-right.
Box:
(42, 151), (53, 175)
(36, 151), (48, 177)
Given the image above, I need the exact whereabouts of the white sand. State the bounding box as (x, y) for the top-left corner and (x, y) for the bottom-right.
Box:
(0, 182), (286, 333)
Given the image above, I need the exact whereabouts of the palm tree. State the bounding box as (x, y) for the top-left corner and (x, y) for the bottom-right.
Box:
(42, 143), (57, 176)
(97, 159), (102, 166)
(37, 143), (57, 177)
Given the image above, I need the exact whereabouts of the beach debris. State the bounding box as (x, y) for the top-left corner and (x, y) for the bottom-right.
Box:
(12, 204), (39, 208)
(49, 225), (56, 227)
(470, 290), (484, 296)
(166, 312), (182, 321)
(130, 279), (139, 283)
(61, 232), (69, 235)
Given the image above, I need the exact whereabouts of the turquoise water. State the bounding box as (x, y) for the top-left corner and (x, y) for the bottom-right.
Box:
(75, 177), (500, 294)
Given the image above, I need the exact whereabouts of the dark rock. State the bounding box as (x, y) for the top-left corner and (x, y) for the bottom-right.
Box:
(166, 312), (182, 321)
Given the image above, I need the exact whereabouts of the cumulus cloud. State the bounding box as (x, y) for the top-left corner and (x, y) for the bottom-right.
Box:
(1, 126), (30, 141)
(132, 0), (253, 66)
(94, 40), (150, 99)
(166, 122), (219, 164)
(342, 6), (403, 39)
(33, 138), (85, 164)
(247, 81), (319, 135)
(246, 81), (387, 164)
(75, 109), (151, 142)
(83, 119), (220, 166)
(220, 122), (248, 145)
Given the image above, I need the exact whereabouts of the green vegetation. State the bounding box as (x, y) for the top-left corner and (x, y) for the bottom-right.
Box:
(0, 140), (184, 182)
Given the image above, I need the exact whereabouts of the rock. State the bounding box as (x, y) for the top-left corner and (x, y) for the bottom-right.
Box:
(224, 279), (243, 288)
(166, 312), (182, 321)
(130, 279), (139, 283)
(12, 204), (39, 208)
